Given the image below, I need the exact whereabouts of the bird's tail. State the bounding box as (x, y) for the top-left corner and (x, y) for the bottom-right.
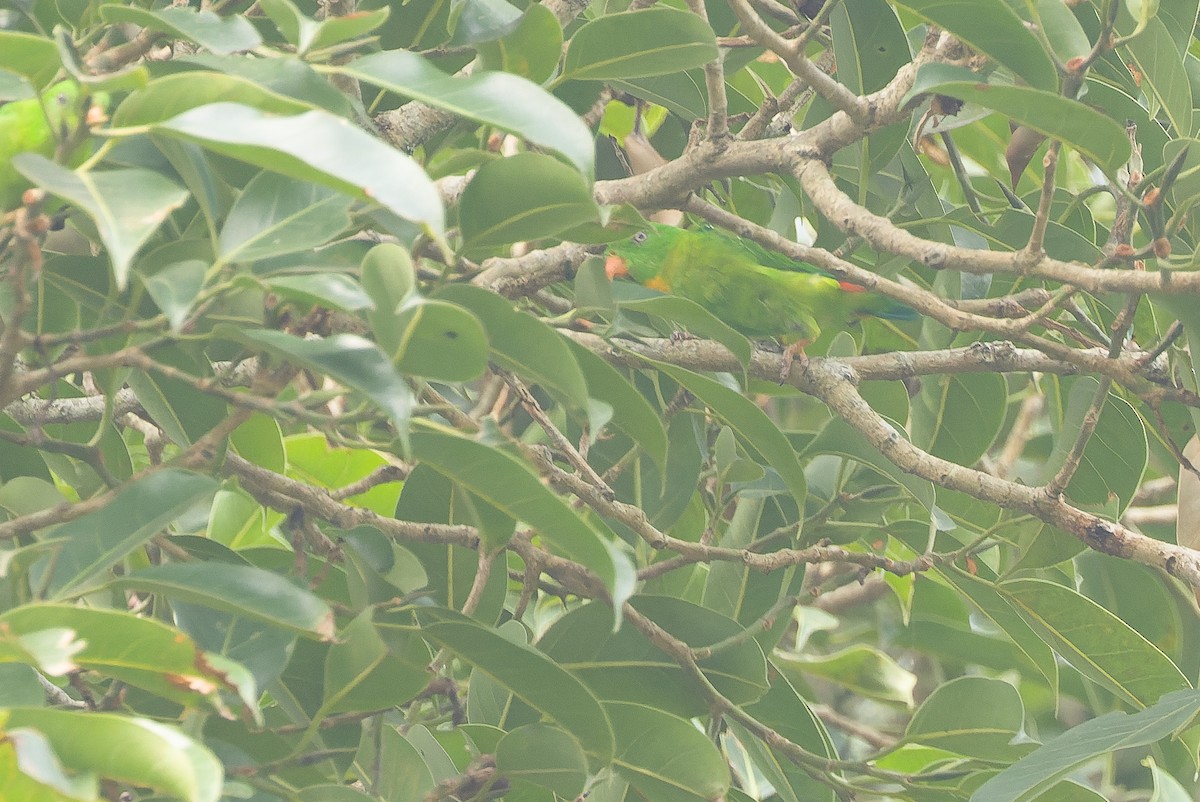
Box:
(840, 281), (920, 321)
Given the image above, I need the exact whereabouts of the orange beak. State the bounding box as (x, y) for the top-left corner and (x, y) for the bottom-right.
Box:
(605, 253), (629, 281)
(85, 102), (108, 127)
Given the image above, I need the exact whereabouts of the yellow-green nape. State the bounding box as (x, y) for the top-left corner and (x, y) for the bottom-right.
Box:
(0, 80), (110, 210)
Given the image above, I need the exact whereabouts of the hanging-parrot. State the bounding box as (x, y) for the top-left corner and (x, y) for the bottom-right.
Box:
(605, 223), (918, 380)
(0, 80), (110, 211)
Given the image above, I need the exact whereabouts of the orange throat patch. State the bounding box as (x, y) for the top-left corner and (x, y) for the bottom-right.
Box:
(645, 276), (671, 293)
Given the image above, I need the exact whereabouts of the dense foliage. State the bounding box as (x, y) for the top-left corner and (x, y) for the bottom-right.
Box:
(2, 0), (1200, 800)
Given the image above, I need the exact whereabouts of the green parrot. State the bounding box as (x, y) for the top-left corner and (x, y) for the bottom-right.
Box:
(0, 80), (110, 211)
(605, 223), (918, 379)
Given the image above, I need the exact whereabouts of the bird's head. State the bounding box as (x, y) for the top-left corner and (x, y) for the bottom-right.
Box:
(42, 82), (110, 142)
(605, 223), (686, 286)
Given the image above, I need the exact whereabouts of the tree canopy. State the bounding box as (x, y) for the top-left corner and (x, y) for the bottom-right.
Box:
(2, 0), (1200, 800)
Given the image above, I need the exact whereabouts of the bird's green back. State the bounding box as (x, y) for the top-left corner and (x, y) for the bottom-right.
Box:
(0, 81), (107, 210)
(607, 223), (916, 344)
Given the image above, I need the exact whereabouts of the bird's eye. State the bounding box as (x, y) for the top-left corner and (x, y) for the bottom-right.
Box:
(632, 231), (648, 244)
(55, 93), (69, 107)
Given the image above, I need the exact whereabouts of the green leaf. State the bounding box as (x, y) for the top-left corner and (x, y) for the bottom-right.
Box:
(448, 0), (522, 44)
(562, 8), (719, 81)
(264, 274), (373, 312)
(494, 723), (588, 798)
(40, 469), (217, 598)
(5, 708), (223, 802)
(417, 611), (615, 760)
(231, 329), (413, 437)
(459, 152), (598, 251)
(393, 299), (490, 382)
(648, 361), (806, 506)
(219, 172), (353, 262)
(337, 49), (594, 177)
(1120, 17), (1192, 136)
(1000, 578), (1190, 708)
(99, 4), (262, 55)
(902, 676), (1027, 760)
(11, 156), (188, 291)
(0, 32), (62, 88)
(434, 284), (590, 412)
(911, 372), (1006, 466)
(151, 103), (445, 237)
(410, 430), (634, 606)
(142, 260), (206, 332)
(1045, 378), (1147, 514)
(892, 0), (1058, 91)
(111, 562), (335, 639)
(322, 609), (428, 712)
(0, 604), (251, 709)
(606, 700), (731, 802)
(477, 5), (563, 83)
(741, 672), (837, 802)
(565, 339), (668, 470)
(112, 73), (314, 127)
(972, 689), (1200, 802)
(904, 63), (1132, 176)
(617, 294), (754, 368)
(775, 645), (917, 706)
(538, 597), (769, 717)
(1036, 0), (1092, 62)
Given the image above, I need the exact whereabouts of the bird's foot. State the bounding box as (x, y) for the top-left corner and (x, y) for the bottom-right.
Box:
(669, 330), (697, 343)
(779, 341), (810, 384)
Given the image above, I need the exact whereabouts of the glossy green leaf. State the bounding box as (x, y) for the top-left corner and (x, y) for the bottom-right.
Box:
(5, 708), (223, 802)
(219, 172), (353, 262)
(741, 671), (837, 802)
(112, 73), (313, 127)
(264, 274), (373, 312)
(40, 469), (216, 598)
(1, 726), (98, 801)
(434, 284), (589, 412)
(418, 612), (615, 760)
(902, 676), (1027, 760)
(776, 645), (917, 706)
(494, 723), (588, 798)
(617, 295), (754, 368)
(11, 156), (188, 290)
(565, 339), (667, 469)
(337, 49), (594, 177)
(142, 260), (206, 331)
(477, 5), (563, 83)
(1037, 0), (1092, 62)
(459, 153), (598, 251)
(892, 0), (1057, 91)
(111, 562), (335, 639)
(611, 71), (709, 120)
(1000, 578), (1189, 708)
(1121, 17), (1192, 137)
(99, 4), (262, 55)
(410, 430), (633, 604)
(972, 689), (1200, 802)
(0, 604), (250, 709)
(322, 609), (428, 712)
(905, 64), (1131, 175)
(606, 700), (731, 802)
(259, 0), (389, 53)
(0, 32), (62, 88)
(911, 372), (1006, 466)
(1045, 378), (1147, 514)
(393, 299), (490, 382)
(649, 361), (806, 506)
(232, 329), (412, 434)
(562, 8), (718, 81)
(151, 103), (444, 236)
(537, 597), (769, 716)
